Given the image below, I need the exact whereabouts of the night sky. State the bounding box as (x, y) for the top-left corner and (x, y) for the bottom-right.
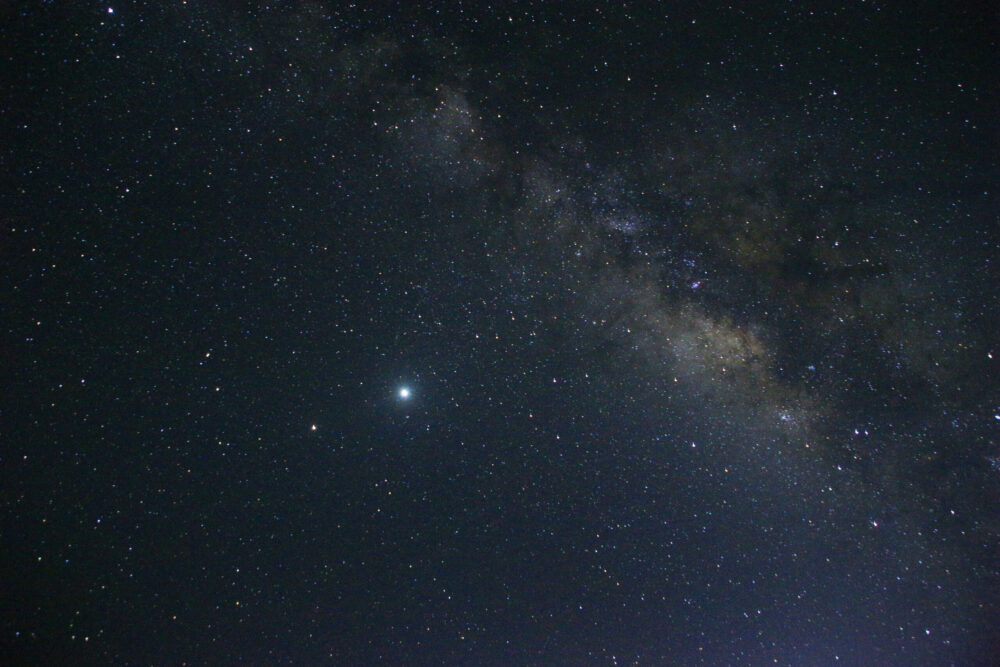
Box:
(3, 1), (999, 664)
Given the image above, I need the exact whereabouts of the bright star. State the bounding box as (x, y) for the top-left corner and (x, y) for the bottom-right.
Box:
(398, 387), (411, 399)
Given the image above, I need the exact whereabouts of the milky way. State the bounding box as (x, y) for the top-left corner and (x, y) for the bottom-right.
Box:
(4, 3), (997, 664)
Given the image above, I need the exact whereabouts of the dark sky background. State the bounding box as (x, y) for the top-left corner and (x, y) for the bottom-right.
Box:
(3, 1), (998, 664)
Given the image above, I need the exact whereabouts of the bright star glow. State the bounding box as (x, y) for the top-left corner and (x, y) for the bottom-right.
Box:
(398, 387), (411, 399)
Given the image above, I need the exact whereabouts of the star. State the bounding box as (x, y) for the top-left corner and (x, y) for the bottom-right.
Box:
(398, 387), (411, 399)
